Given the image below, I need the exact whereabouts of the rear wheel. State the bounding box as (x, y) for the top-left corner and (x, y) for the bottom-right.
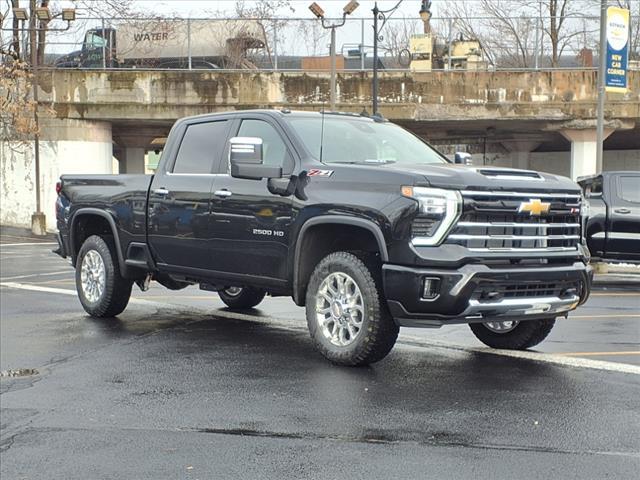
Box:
(306, 252), (399, 366)
(218, 286), (266, 309)
(75, 235), (133, 317)
(469, 318), (556, 350)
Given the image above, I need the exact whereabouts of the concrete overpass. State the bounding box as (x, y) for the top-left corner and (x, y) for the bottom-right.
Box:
(1, 68), (639, 230)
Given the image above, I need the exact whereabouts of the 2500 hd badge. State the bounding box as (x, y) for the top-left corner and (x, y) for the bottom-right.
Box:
(253, 228), (284, 237)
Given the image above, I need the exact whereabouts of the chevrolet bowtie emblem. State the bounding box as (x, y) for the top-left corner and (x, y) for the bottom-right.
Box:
(518, 198), (550, 216)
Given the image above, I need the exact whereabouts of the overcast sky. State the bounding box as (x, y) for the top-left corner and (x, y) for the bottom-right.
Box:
(47, 0), (443, 19)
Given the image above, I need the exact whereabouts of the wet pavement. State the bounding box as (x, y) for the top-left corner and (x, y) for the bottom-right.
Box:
(1, 235), (639, 479)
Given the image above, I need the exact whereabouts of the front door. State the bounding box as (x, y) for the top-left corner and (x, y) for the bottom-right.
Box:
(148, 119), (231, 272)
(209, 116), (296, 282)
(607, 173), (640, 261)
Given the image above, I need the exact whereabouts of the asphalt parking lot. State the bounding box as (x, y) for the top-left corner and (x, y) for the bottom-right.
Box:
(1, 231), (639, 479)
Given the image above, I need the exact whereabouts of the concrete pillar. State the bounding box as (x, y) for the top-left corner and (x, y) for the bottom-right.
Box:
(1, 119), (113, 231)
(501, 141), (541, 170)
(560, 129), (613, 180)
(121, 147), (146, 174)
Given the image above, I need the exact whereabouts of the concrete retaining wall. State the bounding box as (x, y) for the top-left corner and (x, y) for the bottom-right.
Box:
(1, 119), (113, 231)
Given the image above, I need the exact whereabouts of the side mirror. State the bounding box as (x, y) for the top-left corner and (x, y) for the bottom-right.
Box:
(229, 137), (282, 180)
(454, 152), (472, 165)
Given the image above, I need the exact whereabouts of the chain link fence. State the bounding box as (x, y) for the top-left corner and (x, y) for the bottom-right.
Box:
(2, 14), (639, 71)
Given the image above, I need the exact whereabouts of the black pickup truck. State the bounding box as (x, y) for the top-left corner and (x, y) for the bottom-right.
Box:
(578, 171), (640, 263)
(54, 110), (592, 366)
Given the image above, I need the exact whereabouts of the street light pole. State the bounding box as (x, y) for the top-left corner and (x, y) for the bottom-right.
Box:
(308, 2), (359, 111)
(371, 0), (404, 116)
(372, 3), (379, 115)
(6, 6), (76, 234)
(329, 25), (336, 109)
(28, 3), (45, 235)
(596, 0), (607, 174)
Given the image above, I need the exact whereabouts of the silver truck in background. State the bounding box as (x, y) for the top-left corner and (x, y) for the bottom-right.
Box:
(54, 19), (266, 69)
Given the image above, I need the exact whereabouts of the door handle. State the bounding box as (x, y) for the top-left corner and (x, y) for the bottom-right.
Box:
(214, 189), (232, 198)
(153, 187), (170, 196)
(614, 208), (631, 214)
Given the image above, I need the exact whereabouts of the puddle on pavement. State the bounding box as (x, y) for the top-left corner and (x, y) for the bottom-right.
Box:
(0, 368), (39, 378)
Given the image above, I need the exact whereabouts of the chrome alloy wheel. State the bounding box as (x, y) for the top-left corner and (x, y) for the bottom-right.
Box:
(80, 250), (106, 303)
(315, 272), (365, 347)
(483, 320), (520, 333)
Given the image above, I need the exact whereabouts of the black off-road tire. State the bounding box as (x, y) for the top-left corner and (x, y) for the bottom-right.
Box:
(218, 287), (266, 309)
(469, 318), (556, 350)
(305, 252), (399, 366)
(75, 235), (133, 318)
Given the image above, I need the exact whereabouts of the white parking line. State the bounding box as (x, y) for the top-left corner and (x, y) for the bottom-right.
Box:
(1, 280), (639, 376)
(0, 270), (73, 281)
(0, 242), (57, 246)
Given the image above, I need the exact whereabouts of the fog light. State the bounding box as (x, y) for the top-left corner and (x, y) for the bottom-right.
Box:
(422, 277), (441, 299)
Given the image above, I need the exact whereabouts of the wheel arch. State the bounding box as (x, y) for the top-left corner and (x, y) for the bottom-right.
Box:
(292, 216), (389, 306)
(70, 208), (127, 275)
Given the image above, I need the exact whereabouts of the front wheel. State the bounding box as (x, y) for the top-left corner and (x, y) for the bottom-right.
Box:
(469, 318), (556, 350)
(75, 235), (133, 317)
(218, 286), (266, 309)
(306, 252), (399, 366)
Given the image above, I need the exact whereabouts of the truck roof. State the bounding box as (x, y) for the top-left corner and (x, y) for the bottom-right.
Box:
(177, 109), (383, 124)
(577, 171), (639, 183)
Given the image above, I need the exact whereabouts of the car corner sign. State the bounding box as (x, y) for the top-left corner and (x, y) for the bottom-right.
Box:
(605, 6), (630, 93)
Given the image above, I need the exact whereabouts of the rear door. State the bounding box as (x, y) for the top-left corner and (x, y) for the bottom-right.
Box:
(208, 115), (296, 283)
(148, 118), (232, 272)
(606, 173), (640, 261)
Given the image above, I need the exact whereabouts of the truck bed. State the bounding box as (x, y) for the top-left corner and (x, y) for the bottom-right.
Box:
(59, 174), (153, 259)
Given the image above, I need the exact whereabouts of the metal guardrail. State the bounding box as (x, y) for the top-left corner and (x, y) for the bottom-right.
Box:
(2, 14), (639, 72)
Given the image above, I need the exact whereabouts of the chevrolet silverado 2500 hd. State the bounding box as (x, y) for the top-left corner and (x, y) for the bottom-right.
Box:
(54, 110), (593, 366)
(579, 171), (640, 263)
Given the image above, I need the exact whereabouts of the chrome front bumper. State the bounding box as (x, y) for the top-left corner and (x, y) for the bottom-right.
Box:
(462, 295), (581, 321)
(384, 262), (592, 328)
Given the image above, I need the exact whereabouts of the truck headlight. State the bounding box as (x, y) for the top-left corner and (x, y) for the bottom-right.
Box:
(402, 186), (462, 246)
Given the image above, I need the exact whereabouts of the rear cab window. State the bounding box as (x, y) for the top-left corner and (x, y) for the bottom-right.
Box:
(172, 120), (229, 174)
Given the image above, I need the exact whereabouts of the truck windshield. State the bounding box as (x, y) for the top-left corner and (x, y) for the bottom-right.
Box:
(287, 116), (447, 165)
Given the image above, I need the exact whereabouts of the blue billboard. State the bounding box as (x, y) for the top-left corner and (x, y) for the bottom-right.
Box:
(605, 7), (630, 93)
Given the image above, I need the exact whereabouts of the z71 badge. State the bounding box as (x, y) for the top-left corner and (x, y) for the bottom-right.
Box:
(307, 169), (334, 177)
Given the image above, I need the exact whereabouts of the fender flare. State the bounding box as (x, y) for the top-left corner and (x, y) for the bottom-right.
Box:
(69, 208), (127, 274)
(292, 215), (389, 305)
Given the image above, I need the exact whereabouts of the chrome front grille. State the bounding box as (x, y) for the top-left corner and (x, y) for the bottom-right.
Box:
(446, 190), (581, 253)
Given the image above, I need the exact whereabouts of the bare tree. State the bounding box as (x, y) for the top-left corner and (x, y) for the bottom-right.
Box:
(27, 0), (136, 66)
(615, 0), (640, 60)
(0, 54), (36, 145)
(440, 0), (599, 68)
(296, 19), (330, 57)
(232, 0), (294, 67)
(381, 17), (422, 62)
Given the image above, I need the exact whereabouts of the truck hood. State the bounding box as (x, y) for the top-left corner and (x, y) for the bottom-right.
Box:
(378, 163), (581, 193)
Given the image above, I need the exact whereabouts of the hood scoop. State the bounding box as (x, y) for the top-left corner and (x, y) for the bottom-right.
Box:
(477, 168), (543, 181)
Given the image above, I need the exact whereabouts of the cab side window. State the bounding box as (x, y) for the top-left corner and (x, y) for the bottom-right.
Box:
(618, 176), (640, 203)
(237, 119), (292, 172)
(172, 120), (228, 174)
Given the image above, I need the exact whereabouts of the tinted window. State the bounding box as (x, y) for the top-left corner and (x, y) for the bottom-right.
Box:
(237, 119), (289, 168)
(85, 32), (107, 49)
(173, 121), (228, 174)
(287, 116), (446, 166)
(618, 176), (640, 203)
